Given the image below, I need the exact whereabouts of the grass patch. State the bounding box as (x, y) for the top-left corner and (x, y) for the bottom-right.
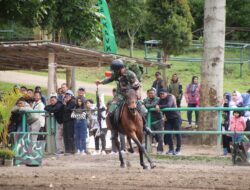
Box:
(17, 46), (250, 94)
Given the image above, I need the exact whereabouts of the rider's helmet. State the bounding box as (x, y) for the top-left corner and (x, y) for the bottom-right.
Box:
(110, 59), (125, 72)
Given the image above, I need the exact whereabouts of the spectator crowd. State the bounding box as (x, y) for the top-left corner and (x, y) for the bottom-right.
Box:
(7, 71), (250, 157)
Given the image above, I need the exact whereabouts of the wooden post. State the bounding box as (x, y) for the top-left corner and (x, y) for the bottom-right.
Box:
(71, 66), (76, 93)
(47, 52), (57, 154)
(66, 67), (72, 89)
(48, 52), (56, 97)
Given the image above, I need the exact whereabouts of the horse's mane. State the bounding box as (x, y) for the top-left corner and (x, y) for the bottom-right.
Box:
(126, 89), (137, 99)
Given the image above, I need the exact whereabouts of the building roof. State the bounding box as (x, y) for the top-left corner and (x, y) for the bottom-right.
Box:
(0, 40), (166, 70)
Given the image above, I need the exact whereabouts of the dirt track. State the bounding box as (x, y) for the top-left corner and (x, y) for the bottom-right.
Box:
(0, 152), (250, 190)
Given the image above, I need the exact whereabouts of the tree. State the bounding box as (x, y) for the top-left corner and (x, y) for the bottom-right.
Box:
(226, 0), (250, 41)
(145, 0), (193, 85)
(189, 0), (250, 41)
(199, 0), (226, 145)
(109, 0), (146, 57)
(0, 0), (47, 27)
(39, 0), (102, 89)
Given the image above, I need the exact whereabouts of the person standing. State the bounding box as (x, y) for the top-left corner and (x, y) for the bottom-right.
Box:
(184, 76), (201, 128)
(32, 91), (45, 141)
(76, 87), (86, 100)
(168, 73), (183, 108)
(45, 93), (65, 155)
(63, 90), (76, 154)
(152, 71), (165, 97)
(58, 83), (69, 103)
(35, 86), (46, 106)
(156, 88), (182, 155)
(71, 97), (88, 155)
(230, 110), (246, 143)
(12, 97), (40, 141)
(143, 88), (164, 154)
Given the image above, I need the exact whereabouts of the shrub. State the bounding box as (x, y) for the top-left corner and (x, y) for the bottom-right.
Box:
(0, 148), (15, 159)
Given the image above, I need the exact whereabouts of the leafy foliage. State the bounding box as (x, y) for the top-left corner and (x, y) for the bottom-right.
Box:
(0, 0), (48, 27)
(0, 148), (15, 159)
(39, 0), (102, 44)
(109, 0), (146, 56)
(0, 91), (20, 146)
(189, 0), (250, 42)
(0, 0), (102, 44)
(145, 0), (194, 57)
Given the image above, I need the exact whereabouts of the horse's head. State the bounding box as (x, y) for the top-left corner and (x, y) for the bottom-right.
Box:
(126, 89), (138, 115)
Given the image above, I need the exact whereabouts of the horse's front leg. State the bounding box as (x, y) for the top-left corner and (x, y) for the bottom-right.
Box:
(131, 133), (156, 169)
(139, 147), (148, 169)
(127, 137), (134, 153)
(113, 130), (125, 168)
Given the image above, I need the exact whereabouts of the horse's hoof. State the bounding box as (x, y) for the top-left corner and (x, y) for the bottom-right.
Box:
(143, 165), (149, 170)
(127, 148), (134, 154)
(150, 163), (156, 169)
(120, 164), (126, 168)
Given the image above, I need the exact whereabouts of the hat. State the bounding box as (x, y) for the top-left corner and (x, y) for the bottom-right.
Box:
(78, 87), (85, 91)
(65, 90), (74, 96)
(159, 88), (168, 93)
(49, 92), (58, 99)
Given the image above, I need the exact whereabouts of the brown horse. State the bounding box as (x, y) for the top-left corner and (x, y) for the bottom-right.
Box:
(107, 89), (156, 169)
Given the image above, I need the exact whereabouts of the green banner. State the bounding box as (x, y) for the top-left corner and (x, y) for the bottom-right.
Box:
(98, 0), (117, 54)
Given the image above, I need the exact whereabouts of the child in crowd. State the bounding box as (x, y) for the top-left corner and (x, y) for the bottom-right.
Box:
(71, 97), (87, 155)
(230, 110), (246, 143)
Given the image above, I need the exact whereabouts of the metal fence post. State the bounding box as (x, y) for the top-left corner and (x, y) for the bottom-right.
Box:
(22, 112), (26, 132)
(217, 111), (222, 154)
(46, 115), (53, 154)
(146, 110), (152, 152)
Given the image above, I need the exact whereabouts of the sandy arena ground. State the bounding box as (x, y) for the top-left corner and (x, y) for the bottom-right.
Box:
(0, 145), (250, 190)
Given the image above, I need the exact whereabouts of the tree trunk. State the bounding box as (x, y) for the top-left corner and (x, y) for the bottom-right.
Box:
(129, 36), (134, 57)
(161, 50), (169, 88)
(54, 30), (61, 43)
(199, 0), (226, 145)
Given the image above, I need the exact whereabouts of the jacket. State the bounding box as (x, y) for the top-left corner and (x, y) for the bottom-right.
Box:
(158, 94), (181, 120)
(230, 116), (246, 132)
(63, 98), (76, 123)
(32, 100), (45, 127)
(143, 97), (162, 122)
(185, 84), (200, 105)
(152, 79), (164, 97)
(12, 105), (38, 125)
(44, 101), (64, 124)
(168, 81), (183, 100)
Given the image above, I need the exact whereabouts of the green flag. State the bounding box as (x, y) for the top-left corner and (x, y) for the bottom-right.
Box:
(98, 0), (117, 54)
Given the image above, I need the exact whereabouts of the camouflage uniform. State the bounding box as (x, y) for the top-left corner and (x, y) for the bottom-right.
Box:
(102, 69), (141, 114)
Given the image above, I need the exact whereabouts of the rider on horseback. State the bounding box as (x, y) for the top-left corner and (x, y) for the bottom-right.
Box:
(95, 59), (152, 137)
